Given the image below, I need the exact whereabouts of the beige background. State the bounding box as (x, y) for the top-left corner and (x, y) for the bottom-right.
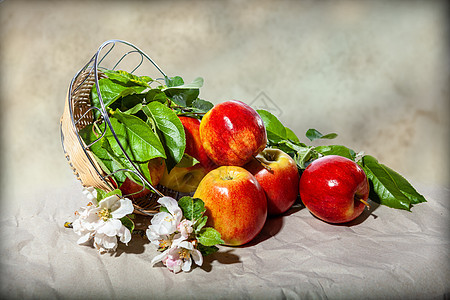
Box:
(1, 1), (449, 299)
(1, 0), (449, 215)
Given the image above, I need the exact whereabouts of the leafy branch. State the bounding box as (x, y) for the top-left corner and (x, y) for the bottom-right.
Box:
(257, 109), (426, 211)
(80, 69), (214, 189)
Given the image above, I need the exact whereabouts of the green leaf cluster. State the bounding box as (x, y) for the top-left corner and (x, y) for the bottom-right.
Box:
(177, 196), (224, 255)
(256, 109), (426, 211)
(80, 69), (214, 189)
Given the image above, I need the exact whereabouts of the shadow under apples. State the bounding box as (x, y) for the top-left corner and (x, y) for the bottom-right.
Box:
(239, 198), (306, 247)
(344, 198), (380, 226)
(310, 198), (380, 227)
(283, 200), (306, 216)
(240, 215), (284, 248)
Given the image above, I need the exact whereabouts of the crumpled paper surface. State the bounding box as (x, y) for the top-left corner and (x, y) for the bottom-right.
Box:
(1, 182), (448, 299)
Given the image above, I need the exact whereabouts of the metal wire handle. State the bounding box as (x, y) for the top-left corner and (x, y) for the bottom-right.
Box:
(65, 40), (170, 210)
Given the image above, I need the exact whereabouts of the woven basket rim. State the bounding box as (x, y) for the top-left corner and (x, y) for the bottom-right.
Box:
(61, 68), (164, 215)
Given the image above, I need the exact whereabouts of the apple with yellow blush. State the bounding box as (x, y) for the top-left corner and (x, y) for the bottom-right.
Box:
(194, 166), (267, 246)
(245, 148), (300, 215)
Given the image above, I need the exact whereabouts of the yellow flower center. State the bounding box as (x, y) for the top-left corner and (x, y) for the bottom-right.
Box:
(159, 239), (169, 249)
(164, 215), (174, 222)
(179, 248), (190, 260)
(98, 207), (111, 221)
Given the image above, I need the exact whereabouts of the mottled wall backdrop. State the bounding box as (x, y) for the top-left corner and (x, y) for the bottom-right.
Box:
(0, 0), (448, 211)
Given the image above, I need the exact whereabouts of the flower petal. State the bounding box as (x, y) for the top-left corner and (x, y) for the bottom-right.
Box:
(151, 249), (169, 266)
(169, 233), (184, 246)
(191, 249), (203, 267)
(98, 194), (120, 210)
(178, 240), (194, 251)
(118, 226), (131, 244)
(97, 219), (122, 237)
(151, 212), (177, 235)
(77, 232), (92, 245)
(167, 257), (183, 273)
(182, 257), (192, 272)
(111, 198), (134, 219)
(95, 233), (117, 249)
(82, 187), (98, 204)
(157, 197), (182, 223)
(146, 226), (163, 246)
(157, 196), (178, 210)
(151, 212), (171, 226)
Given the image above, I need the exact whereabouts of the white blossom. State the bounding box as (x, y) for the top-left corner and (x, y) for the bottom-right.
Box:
(73, 188), (134, 254)
(178, 219), (194, 239)
(151, 240), (203, 273)
(146, 197), (183, 248)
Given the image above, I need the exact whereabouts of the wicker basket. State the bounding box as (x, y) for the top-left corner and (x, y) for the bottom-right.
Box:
(60, 40), (183, 215)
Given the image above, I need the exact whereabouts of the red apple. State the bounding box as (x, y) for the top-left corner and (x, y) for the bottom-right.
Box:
(299, 155), (370, 224)
(245, 148), (299, 215)
(119, 157), (165, 200)
(199, 100), (267, 166)
(193, 166), (267, 246)
(159, 164), (208, 193)
(179, 116), (218, 172)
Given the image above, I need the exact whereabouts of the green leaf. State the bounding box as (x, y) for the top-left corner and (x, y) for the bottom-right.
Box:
(103, 70), (152, 88)
(165, 89), (200, 107)
(164, 76), (184, 87)
(193, 198), (206, 221)
(95, 188), (108, 202)
(79, 124), (118, 178)
(110, 109), (166, 161)
(123, 103), (143, 115)
(191, 98), (214, 113)
(142, 102), (186, 171)
(145, 89), (167, 103)
(164, 76), (203, 89)
(257, 109), (287, 143)
(115, 94), (146, 113)
(102, 116), (162, 186)
(197, 227), (224, 246)
(163, 77), (203, 107)
(178, 196), (205, 221)
(294, 146), (318, 169)
(285, 127), (301, 144)
(178, 196), (194, 220)
(91, 78), (146, 119)
(278, 140), (306, 153)
(120, 216), (135, 233)
(306, 129), (338, 141)
(363, 156), (426, 206)
(105, 188), (122, 198)
(100, 138), (131, 185)
(315, 145), (356, 160)
(360, 155), (416, 210)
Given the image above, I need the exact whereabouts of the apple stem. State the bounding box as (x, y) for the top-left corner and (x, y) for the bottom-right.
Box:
(359, 199), (371, 209)
(254, 156), (272, 171)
